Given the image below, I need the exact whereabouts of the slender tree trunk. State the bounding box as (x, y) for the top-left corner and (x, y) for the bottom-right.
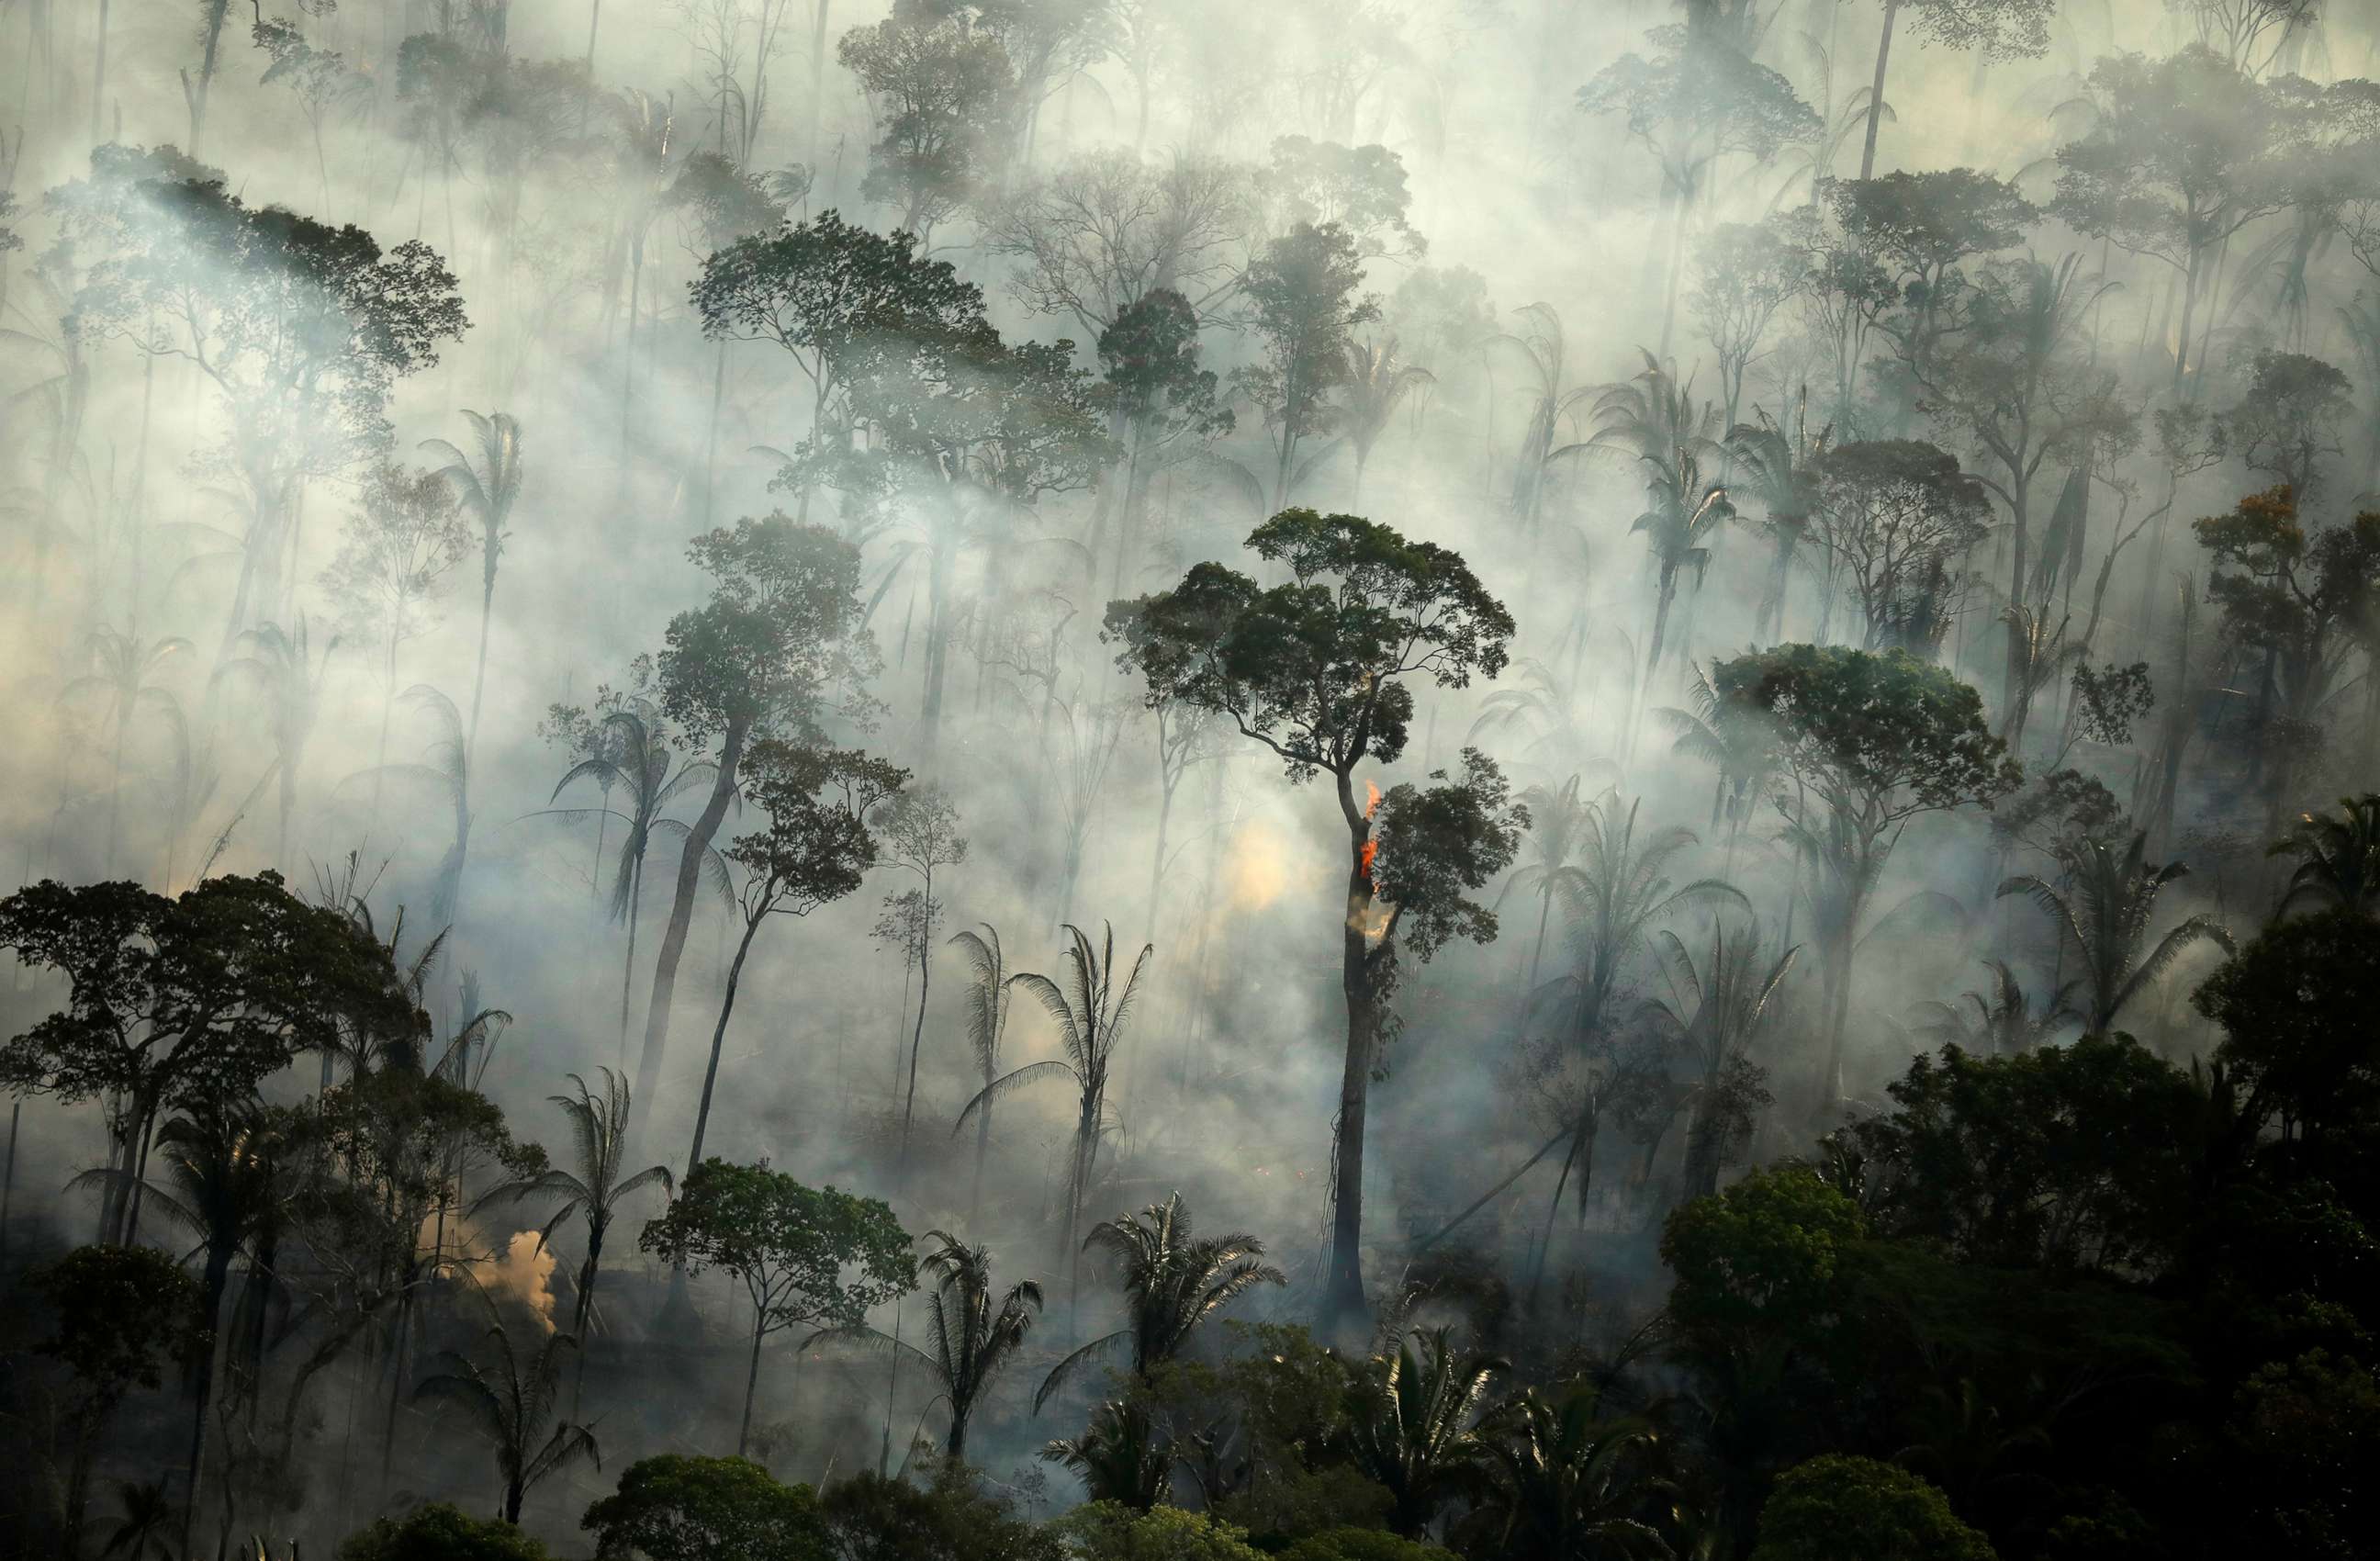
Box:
(897, 939), (932, 1178)
(686, 913), (762, 1173)
(737, 1320), (765, 1456)
(1858, 0), (1901, 181)
(88, 0), (109, 150)
(467, 562), (496, 770)
(634, 723), (747, 1133)
(701, 339), (728, 528)
(617, 853), (644, 1066)
(1323, 775), (1378, 1331)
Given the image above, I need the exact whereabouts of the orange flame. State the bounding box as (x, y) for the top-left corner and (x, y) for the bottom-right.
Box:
(1363, 780), (1382, 818)
(1359, 838), (1378, 882)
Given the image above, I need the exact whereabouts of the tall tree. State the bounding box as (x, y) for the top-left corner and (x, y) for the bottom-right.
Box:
(691, 211), (984, 522)
(1713, 645), (2019, 1101)
(479, 1068), (673, 1408)
(688, 740), (907, 1174)
(412, 1293), (601, 1525)
(1998, 832), (2235, 1036)
(947, 924), (1013, 1218)
(1854, 0), (2054, 182)
(959, 922), (1152, 1314)
(836, 6), (1015, 243)
(1806, 440), (1993, 656)
(57, 153), (467, 647)
(1036, 1192), (1284, 1409)
(1232, 223), (1380, 509)
(2050, 47), (2315, 393)
(0, 873), (417, 1246)
(320, 463), (470, 810)
(639, 1159), (914, 1456)
(1109, 510), (1525, 1328)
(881, 786), (966, 1174)
(420, 410), (525, 765)
(634, 517), (875, 1137)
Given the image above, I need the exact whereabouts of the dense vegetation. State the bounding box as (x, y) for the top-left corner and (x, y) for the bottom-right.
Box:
(2, 0), (2378, 1557)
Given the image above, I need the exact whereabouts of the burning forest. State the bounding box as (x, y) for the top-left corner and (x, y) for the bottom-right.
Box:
(2, 0), (2380, 1556)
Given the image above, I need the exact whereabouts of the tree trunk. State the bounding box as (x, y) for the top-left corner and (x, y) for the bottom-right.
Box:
(737, 1320), (766, 1457)
(634, 723), (747, 1134)
(686, 912), (763, 1173)
(467, 559), (497, 770)
(617, 853), (644, 1067)
(898, 935), (932, 1179)
(1858, 0), (1901, 182)
(1322, 777), (1378, 1332)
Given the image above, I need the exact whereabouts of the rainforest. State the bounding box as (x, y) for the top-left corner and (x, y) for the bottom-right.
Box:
(1, 0), (2377, 1557)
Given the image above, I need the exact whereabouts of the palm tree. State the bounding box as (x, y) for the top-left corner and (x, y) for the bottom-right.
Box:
(1998, 833), (2236, 1036)
(96, 1478), (175, 1559)
(1536, 791), (1746, 1230)
(1336, 336), (1434, 502)
(831, 1233), (1043, 1461)
(479, 1070), (671, 1409)
(72, 1096), (286, 1542)
(1656, 661), (1776, 869)
(1590, 352), (1728, 691)
(949, 926), (1014, 1222)
(1648, 925), (1798, 1202)
(958, 923), (1154, 1314)
(537, 702), (724, 1057)
(421, 410), (525, 763)
(1469, 657), (1611, 781)
(1343, 1325), (1506, 1537)
(1462, 1386), (1669, 1560)
(1491, 303), (1597, 533)
(1724, 392), (1832, 644)
(1499, 776), (1592, 996)
(1910, 960), (2078, 1056)
(2271, 794), (2380, 917)
(412, 1295), (601, 1525)
(61, 625), (191, 875)
(1036, 1192), (1285, 1410)
(1630, 448), (1734, 692)
(1040, 1399), (1172, 1509)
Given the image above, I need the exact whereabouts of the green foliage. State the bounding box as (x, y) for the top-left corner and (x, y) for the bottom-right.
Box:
(0, 870), (421, 1116)
(816, 1467), (1058, 1561)
(1107, 510), (1513, 785)
(336, 1503), (554, 1561)
(1838, 1034), (2205, 1271)
(639, 1159), (915, 1339)
(692, 209), (984, 401)
(583, 1455), (828, 1561)
(1748, 1454), (1995, 1560)
(1232, 223), (1380, 456)
(729, 739), (910, 918)
(30, 1244), (208, 1401)
(2197, 908), (2380, 1138)
(1276, 1529), (1455, 1561)
(657, 515), (877, 747)
(1712, 645), (2018, 821)
(1662, 1168), (1868, 1355)
(1050, 1502), (1267, 1561)
(1368, 750), (1528, 960)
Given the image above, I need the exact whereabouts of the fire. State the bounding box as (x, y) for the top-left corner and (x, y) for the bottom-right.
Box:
(1364, 780), (1382, 818)
(1358, 837), (1378, 882)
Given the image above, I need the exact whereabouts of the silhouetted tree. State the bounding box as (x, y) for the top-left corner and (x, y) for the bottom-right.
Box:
(1714, 645), (2019, 1100)
(689, 740), (907, 1174)
(412, 1292), (600, 1525)
(1110, 509), (1524, 1327)
(1234, 224), (1380, 509)
(639, 1159), (914, 1456)
(634, 517), (875, 1136)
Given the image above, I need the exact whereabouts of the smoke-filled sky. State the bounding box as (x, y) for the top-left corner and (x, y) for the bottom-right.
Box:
(3, 0), (2378, 1514)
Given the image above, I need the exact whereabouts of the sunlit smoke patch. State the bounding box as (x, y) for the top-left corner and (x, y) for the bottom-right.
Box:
(1227, 818), (1295, 911)
(463, 1230), (560, 1332)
